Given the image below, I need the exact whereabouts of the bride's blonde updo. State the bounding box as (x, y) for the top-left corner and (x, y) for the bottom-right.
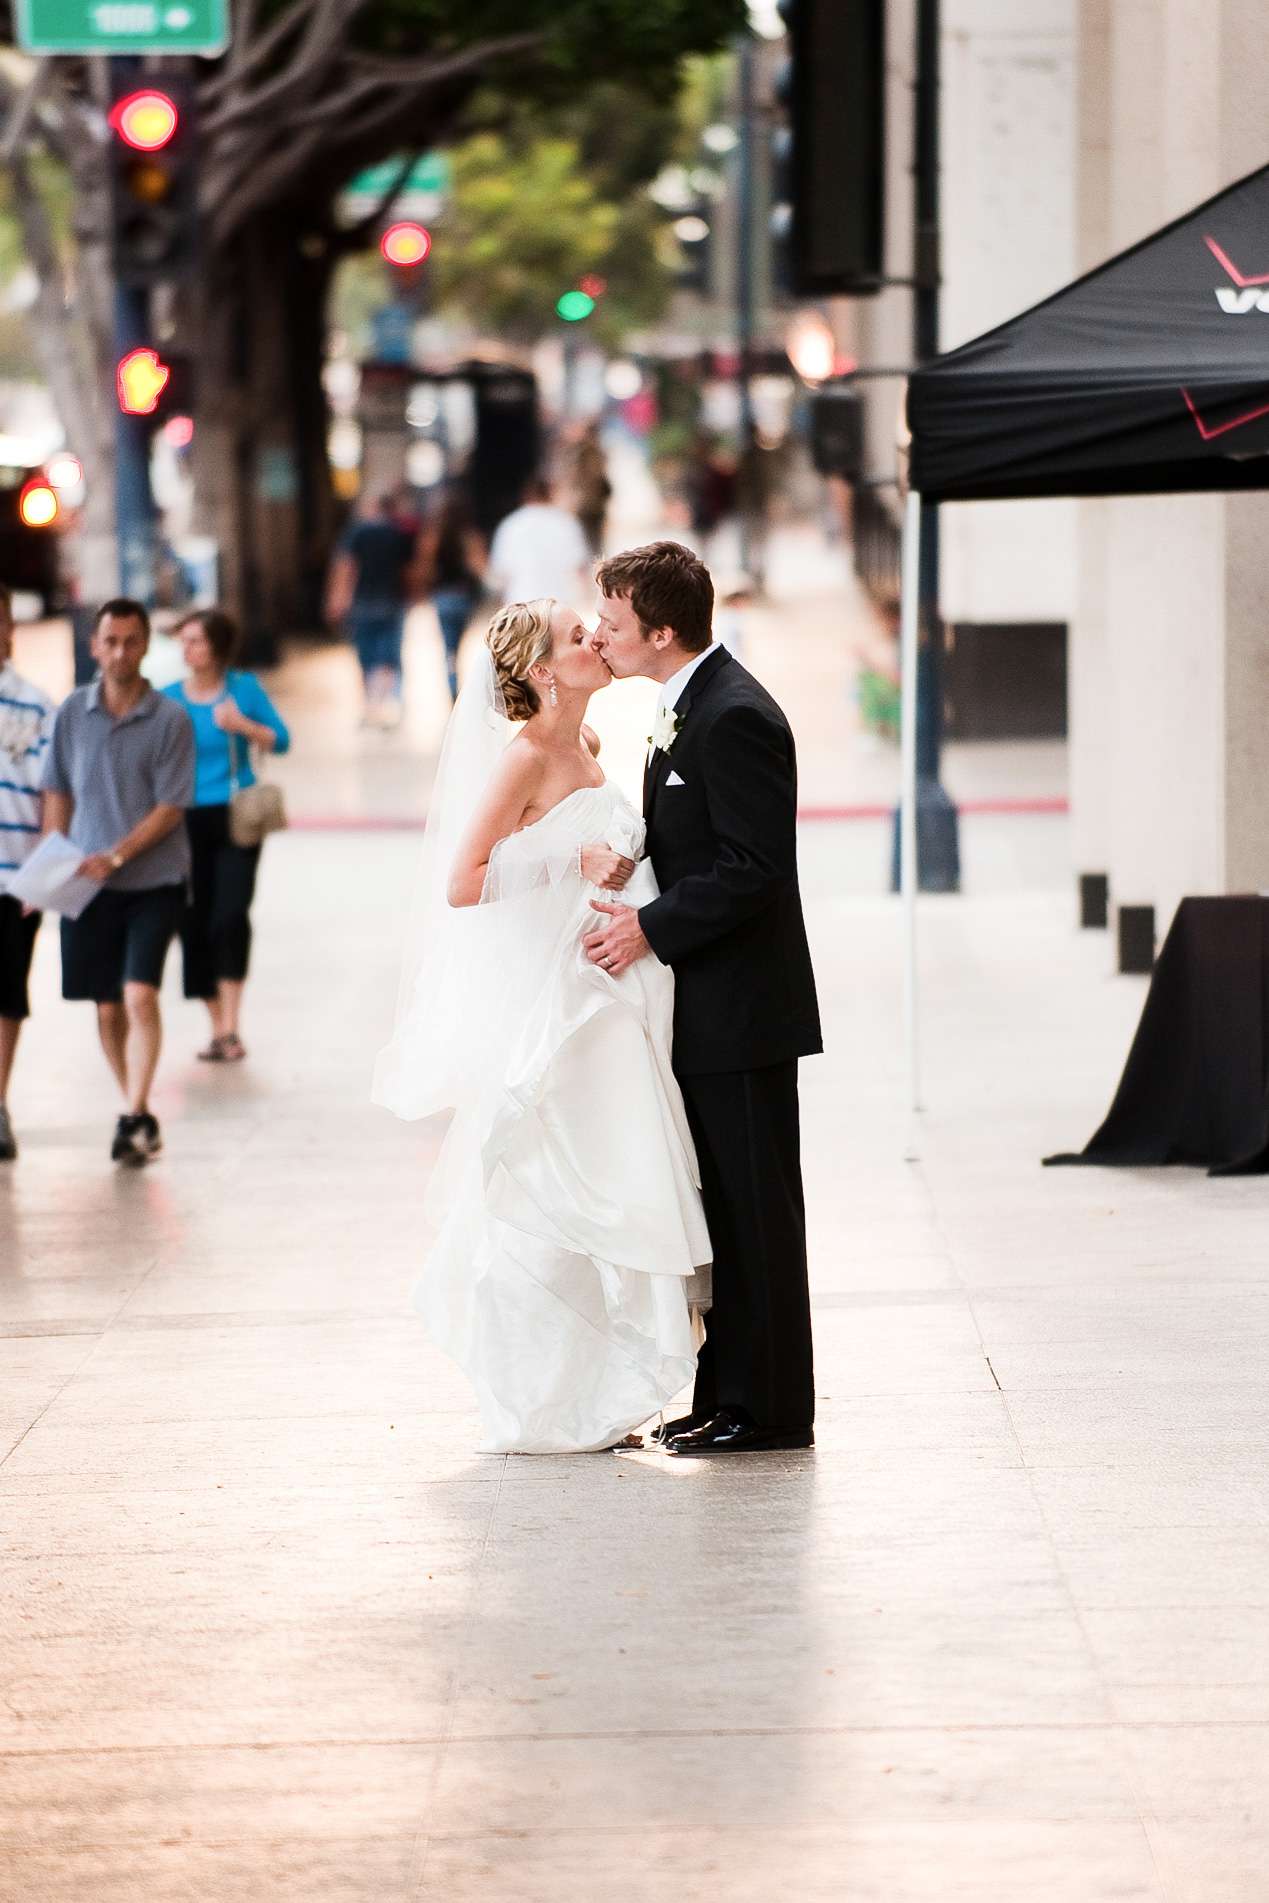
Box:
(486, 598), (556, 722)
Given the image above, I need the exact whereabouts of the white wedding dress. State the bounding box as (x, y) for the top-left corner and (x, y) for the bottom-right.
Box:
(375, 712), (711, 1452)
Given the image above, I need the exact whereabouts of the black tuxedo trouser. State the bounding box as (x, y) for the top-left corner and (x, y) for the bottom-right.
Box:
(680, 1061), (815, 1429)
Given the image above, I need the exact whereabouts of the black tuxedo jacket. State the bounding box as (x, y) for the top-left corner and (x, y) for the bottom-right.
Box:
(638, 646), (822, 1076)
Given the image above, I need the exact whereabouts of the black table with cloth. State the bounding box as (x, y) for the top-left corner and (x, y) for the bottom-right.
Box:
(1045, 897), (1269, 1176)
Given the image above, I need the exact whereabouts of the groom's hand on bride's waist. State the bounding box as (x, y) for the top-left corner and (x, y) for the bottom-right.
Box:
(584, 900), (651, 976)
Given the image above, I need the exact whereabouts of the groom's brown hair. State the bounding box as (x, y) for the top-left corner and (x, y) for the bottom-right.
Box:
(596, 541), (714, 654)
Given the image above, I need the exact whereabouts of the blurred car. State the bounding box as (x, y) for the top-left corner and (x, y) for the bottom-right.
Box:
(0, 461), (67, 615)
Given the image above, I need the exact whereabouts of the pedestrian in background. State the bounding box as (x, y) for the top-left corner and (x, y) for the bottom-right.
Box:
(569, 422), (613, 557)
(326, 492), (421, 728)
(487, 476), (591, 608)
(686, 432), (734, 564)
(164, 608), (290, 1063)
(42, 599), (194, 1167)
(0, 584), (56, 1161)
(735, 437), (777, 593)
(418, 491), (487, 702)
(716, 572), (755, 663)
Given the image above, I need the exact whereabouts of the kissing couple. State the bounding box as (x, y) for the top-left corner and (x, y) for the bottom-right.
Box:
(374, 540), (820, 1457)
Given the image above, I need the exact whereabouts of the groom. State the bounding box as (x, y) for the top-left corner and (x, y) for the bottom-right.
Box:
(588, 541), (821, 1455)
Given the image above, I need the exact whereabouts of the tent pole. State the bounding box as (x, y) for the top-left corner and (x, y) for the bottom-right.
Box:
(899, 488), (923, 1137)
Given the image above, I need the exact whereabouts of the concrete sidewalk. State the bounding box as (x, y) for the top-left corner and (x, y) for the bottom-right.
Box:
(3, 821), (1267, 1900)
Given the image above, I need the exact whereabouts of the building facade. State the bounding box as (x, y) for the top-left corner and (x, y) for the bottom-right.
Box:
(1071, 0), (1269, 960)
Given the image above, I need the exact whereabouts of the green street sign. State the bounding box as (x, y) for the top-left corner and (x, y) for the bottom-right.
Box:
(16, 0), (228, 54)
(344, 154), (451, 202)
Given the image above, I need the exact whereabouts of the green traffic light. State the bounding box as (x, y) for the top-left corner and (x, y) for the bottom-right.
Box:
(556, 290), (596, 322)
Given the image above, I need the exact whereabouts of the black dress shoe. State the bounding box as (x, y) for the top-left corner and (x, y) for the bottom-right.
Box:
(649, 1411), (709, 1446)
(664, 1406), (814, 1457)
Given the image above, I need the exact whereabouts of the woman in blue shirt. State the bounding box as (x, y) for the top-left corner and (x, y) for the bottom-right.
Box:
(164, 609), (290, 1062)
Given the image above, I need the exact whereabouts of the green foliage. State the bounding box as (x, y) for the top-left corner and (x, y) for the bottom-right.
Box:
(433, 128), (674, 343)
(421, 44), (736, 348)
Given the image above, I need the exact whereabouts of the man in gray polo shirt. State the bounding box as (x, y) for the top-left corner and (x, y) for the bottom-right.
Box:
(42, 598), (194, 1165)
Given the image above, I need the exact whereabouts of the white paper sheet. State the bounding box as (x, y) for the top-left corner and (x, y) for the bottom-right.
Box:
(6, 831), (102, 920)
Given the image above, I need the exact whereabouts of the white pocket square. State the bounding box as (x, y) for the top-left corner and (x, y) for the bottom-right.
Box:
(666, 770), (686, 787)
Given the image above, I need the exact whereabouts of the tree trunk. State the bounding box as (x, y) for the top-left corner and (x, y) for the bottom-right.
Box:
(10, 146), (118, 607)
(188, 208), (339, 653)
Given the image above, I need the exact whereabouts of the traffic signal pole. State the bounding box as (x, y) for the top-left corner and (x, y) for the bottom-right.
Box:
(735, 34), (757, 578)
(113, 279), (159, 601)
(109, 60), (159, 604)
(906, 0), (960, 890)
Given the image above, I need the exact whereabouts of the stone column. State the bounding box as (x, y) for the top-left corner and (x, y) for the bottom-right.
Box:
(1070, 0), (1269, 966)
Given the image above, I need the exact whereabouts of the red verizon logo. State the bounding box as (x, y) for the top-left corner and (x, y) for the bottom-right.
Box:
(1206, 235), (1269, 311)
(1181, 236), (1269, 438)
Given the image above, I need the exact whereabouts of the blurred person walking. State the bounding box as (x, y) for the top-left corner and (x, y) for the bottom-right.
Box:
(164, 609), (290, 1063)
(326, 492), (421, 727)
(569, 422), (613, 557)
(418, 492), (487, 702)
(42, 600), (195, 1166)
(735, 438), (777, 592)
(0, 585), (56, 1160)
(487, 476), (591, 608)
(686, 433), (734, 564)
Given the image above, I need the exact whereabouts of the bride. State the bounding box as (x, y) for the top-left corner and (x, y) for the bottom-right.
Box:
(373, 598), (711, 1453)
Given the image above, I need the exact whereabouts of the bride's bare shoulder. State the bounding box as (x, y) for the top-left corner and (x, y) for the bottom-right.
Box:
(482, 734), (546, 806)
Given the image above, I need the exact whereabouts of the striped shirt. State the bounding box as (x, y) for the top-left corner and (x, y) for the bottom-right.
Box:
(0, 662), (56, 894)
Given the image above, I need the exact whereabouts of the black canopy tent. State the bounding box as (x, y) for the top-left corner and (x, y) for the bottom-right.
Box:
(894, 162), (1269, 1113)
(909, 160), (1269, 502)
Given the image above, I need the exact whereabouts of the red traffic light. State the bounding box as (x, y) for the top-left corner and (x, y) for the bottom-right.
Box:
(578, 274), (607, 299)
(18, 477), (59, 529)
(380, 222), (431, 267)
(110, 91), (179, 153)
(117, 347), (171, 416)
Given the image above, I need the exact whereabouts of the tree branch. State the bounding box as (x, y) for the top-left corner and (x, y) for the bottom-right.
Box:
(200, 0), (339, 105)
(332, 147), (420, 253)
(203, 27), (540, 248)
(0, 60), (50, 163)
(202, 0), (371, 135)
(340, 34), (545, 88)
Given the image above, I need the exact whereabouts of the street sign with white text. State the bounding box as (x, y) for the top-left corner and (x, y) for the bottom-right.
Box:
(16, 0), (228, 55)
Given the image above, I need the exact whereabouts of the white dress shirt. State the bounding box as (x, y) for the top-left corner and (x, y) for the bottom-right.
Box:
(657, 641), (722, 720)
(648, 642), (722, 770)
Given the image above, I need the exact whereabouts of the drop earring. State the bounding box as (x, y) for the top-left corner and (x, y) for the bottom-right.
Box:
(549, 677), (558, 707)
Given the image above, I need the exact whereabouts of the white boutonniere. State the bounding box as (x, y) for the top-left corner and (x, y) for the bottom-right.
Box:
(648, 706), (683, 757)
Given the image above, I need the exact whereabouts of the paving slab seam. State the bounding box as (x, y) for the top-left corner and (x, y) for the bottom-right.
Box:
(10, 1717), (1269, 1763)
(883, 1127), (1187, 1900)
(938, 1247), (1180, 1896)
(405, 1454), (509, 1898)
(0, 1291), (145, 1477)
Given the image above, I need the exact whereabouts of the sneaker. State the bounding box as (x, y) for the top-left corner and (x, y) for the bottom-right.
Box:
(0, 1105), (16, 1162)
(111, 1113), (147, 1165)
